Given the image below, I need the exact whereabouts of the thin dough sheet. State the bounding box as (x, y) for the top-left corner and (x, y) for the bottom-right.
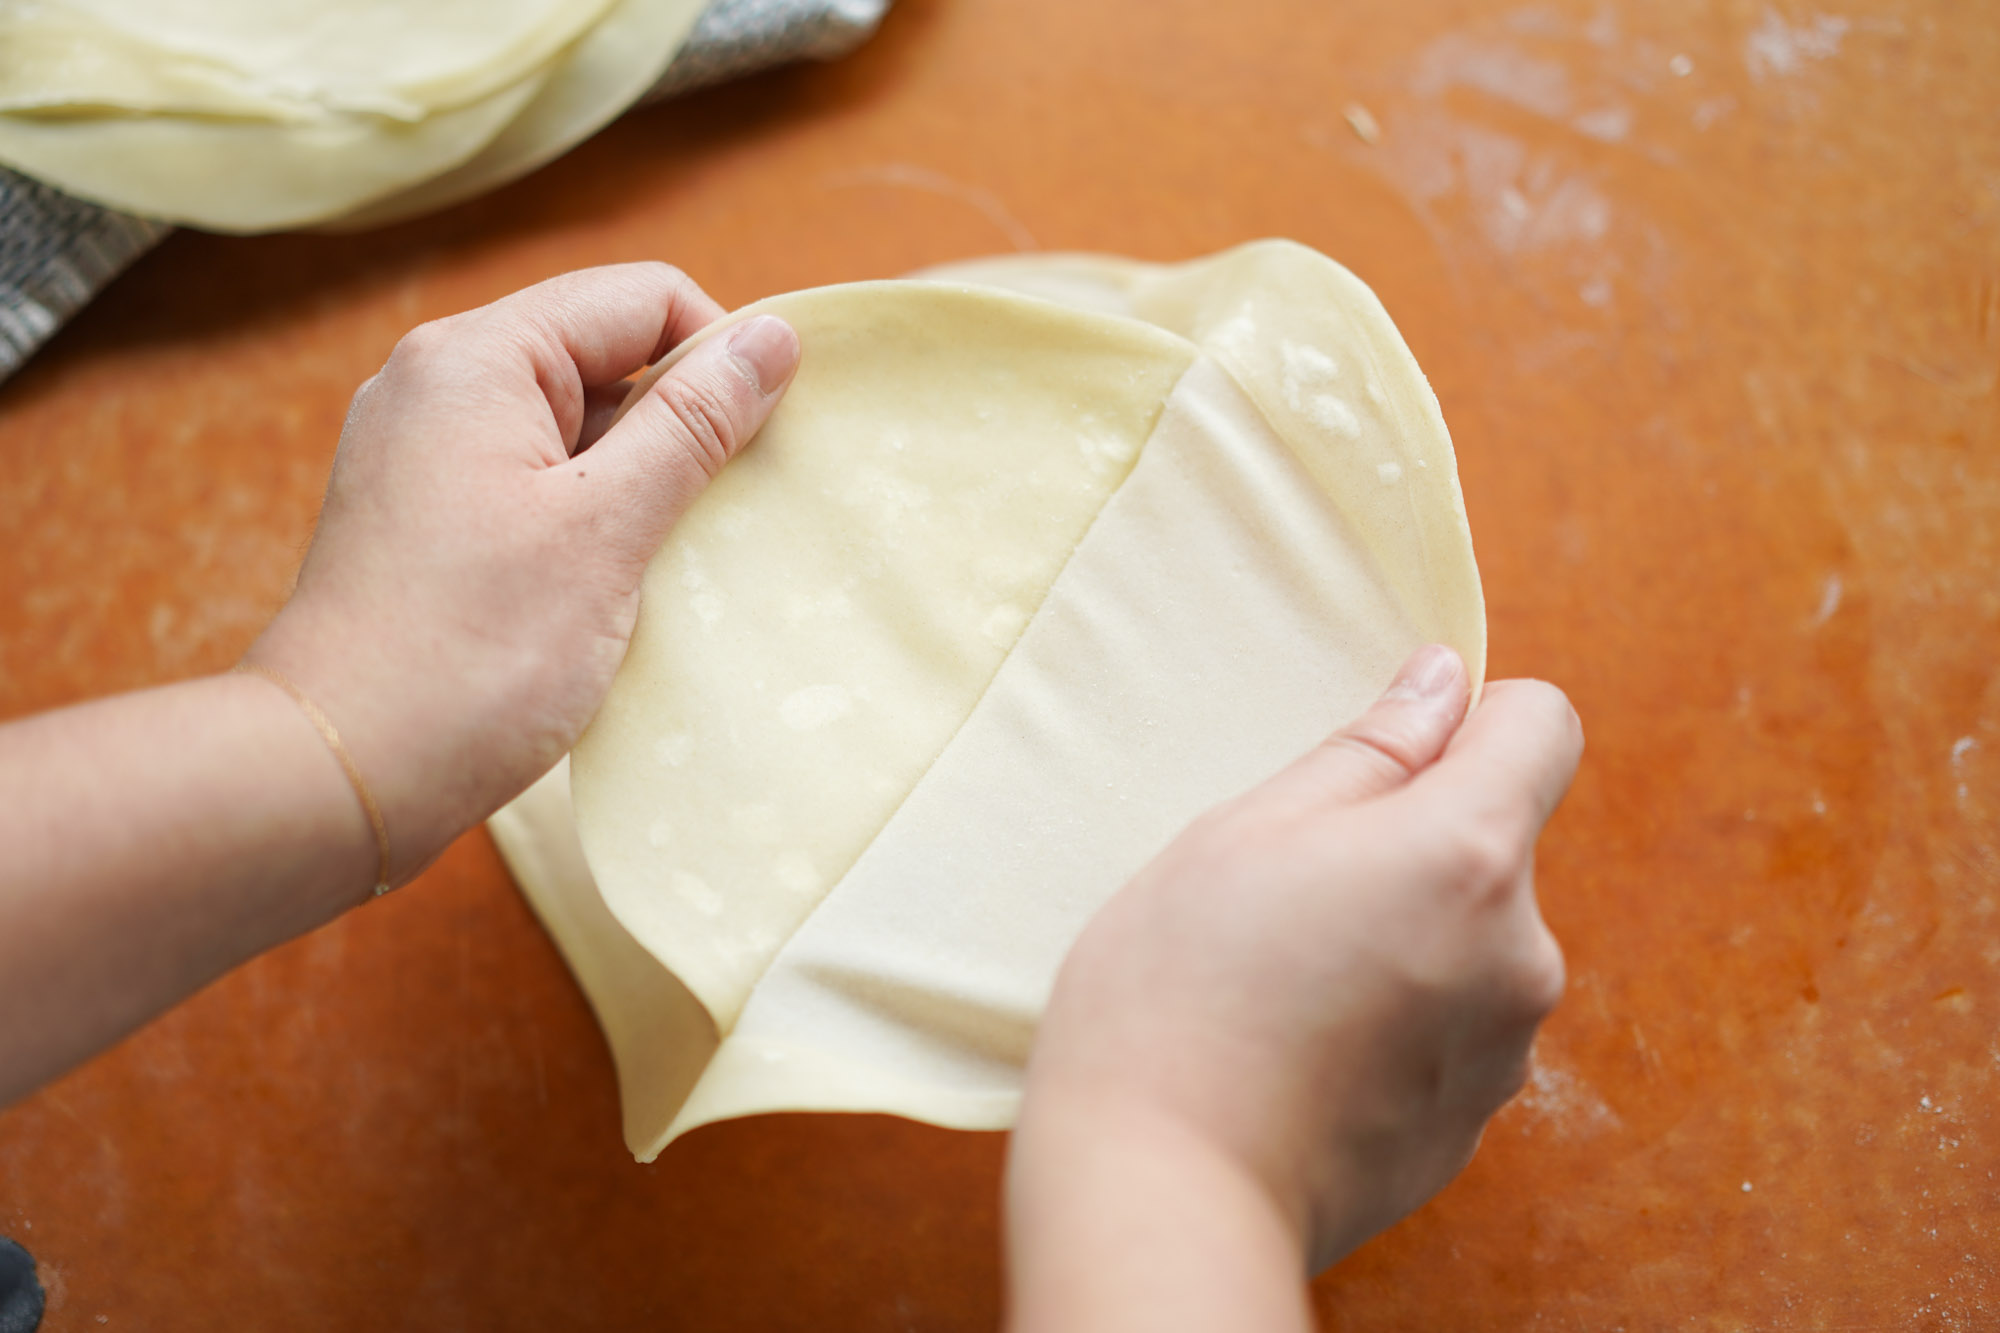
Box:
(0, 0), (619, 120)
(489, 241), (1484, 1160)
(0, 0), (702, 231)
(323, 0), (707, 230)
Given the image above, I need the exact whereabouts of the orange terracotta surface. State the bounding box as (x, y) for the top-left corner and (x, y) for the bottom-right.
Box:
(1, 0), (1996, 1327)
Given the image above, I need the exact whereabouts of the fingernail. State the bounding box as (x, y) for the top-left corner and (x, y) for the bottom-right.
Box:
(725, 316), (800, 395)
(1397, 644), (1464, 701)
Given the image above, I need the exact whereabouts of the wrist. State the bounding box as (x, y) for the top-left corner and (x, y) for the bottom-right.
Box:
(235, 661), (391, 897)
(211, 670), (384, 917)
(242, 599), (495, 887)
(1006, 1071), (1315, 1333)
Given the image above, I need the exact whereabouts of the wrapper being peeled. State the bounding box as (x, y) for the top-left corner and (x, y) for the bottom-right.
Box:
(489, 239), (1486, 1161)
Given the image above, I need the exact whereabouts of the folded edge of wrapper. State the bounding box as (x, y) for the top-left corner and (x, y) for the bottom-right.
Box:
(488, 239), (1485, 1161)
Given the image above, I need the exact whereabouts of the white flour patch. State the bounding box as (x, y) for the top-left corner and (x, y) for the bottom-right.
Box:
(1307, 393), (1362, 439)
(1745, 9), (1851, 81)
(780, 684), (855, 731)
(669, 870), (723, 918)
(1812, 572), (1844, 626)
(1514, 1053), (1622, 1139)
(1572, 105), (1633, 143)
(1412, 31), (1572, 119)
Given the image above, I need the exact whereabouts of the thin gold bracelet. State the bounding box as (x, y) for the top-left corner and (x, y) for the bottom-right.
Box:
(237, 663), (393, 897)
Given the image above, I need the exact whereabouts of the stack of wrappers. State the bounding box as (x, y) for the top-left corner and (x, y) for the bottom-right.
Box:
(0, 0), (891, 382)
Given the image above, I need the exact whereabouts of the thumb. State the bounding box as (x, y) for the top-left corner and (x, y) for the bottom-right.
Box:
(580, 314), (801, 540)
(1262, 644), (1471, 810)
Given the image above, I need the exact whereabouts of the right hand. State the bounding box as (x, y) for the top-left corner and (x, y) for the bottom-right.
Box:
(1017, 645), (1584, 1272)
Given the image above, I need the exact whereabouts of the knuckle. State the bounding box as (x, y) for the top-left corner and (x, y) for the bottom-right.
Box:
(392, 317), (451, 358)
(626, 261), (702, 330)
(1515, 927), (1568, 1017)
(1534, 680), (1584, 738)
(635, 259), (693, 291)
(1510, 678), (1586, 753)
(387, 317), (467, 375)
(1439, 818), (1529, 898)
(1323, 728), (1419, 785)
(538, 356), (584, 424)
(344, 372), (381, 420)
(653, 372), (744, 477)
(1533, 688), (1585, 760)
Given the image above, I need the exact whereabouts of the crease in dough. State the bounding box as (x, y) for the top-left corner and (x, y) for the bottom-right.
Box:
(652, 354), (1431, 1149)
(572, 283), (1198, 1037)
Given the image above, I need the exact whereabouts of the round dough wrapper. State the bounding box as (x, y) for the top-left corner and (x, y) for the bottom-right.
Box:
(0, 70), (545, 231)
(0, 0), (618, 120)
(491, 239), (1485, 1160)
(324, 0), (706, 230)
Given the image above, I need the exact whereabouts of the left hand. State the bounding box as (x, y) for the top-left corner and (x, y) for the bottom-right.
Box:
(246, 263), (800, 885)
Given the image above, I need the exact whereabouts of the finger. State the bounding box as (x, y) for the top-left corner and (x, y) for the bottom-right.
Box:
(1259, 645), (1471, 810)
(486, 261), (726, 387)
(473, 263), (728, 454)
(1401, 679), (1584, 843)
(574, 314), (801, 546)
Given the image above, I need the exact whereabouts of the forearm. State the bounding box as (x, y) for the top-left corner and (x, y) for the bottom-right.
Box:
(1005, 1087), (1316, 1333)
(0, 672), (376, 1104)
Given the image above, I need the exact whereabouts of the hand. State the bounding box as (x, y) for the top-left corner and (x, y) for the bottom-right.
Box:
(1010, 645), (1583, 1312)
(246, 264), (800, 886)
